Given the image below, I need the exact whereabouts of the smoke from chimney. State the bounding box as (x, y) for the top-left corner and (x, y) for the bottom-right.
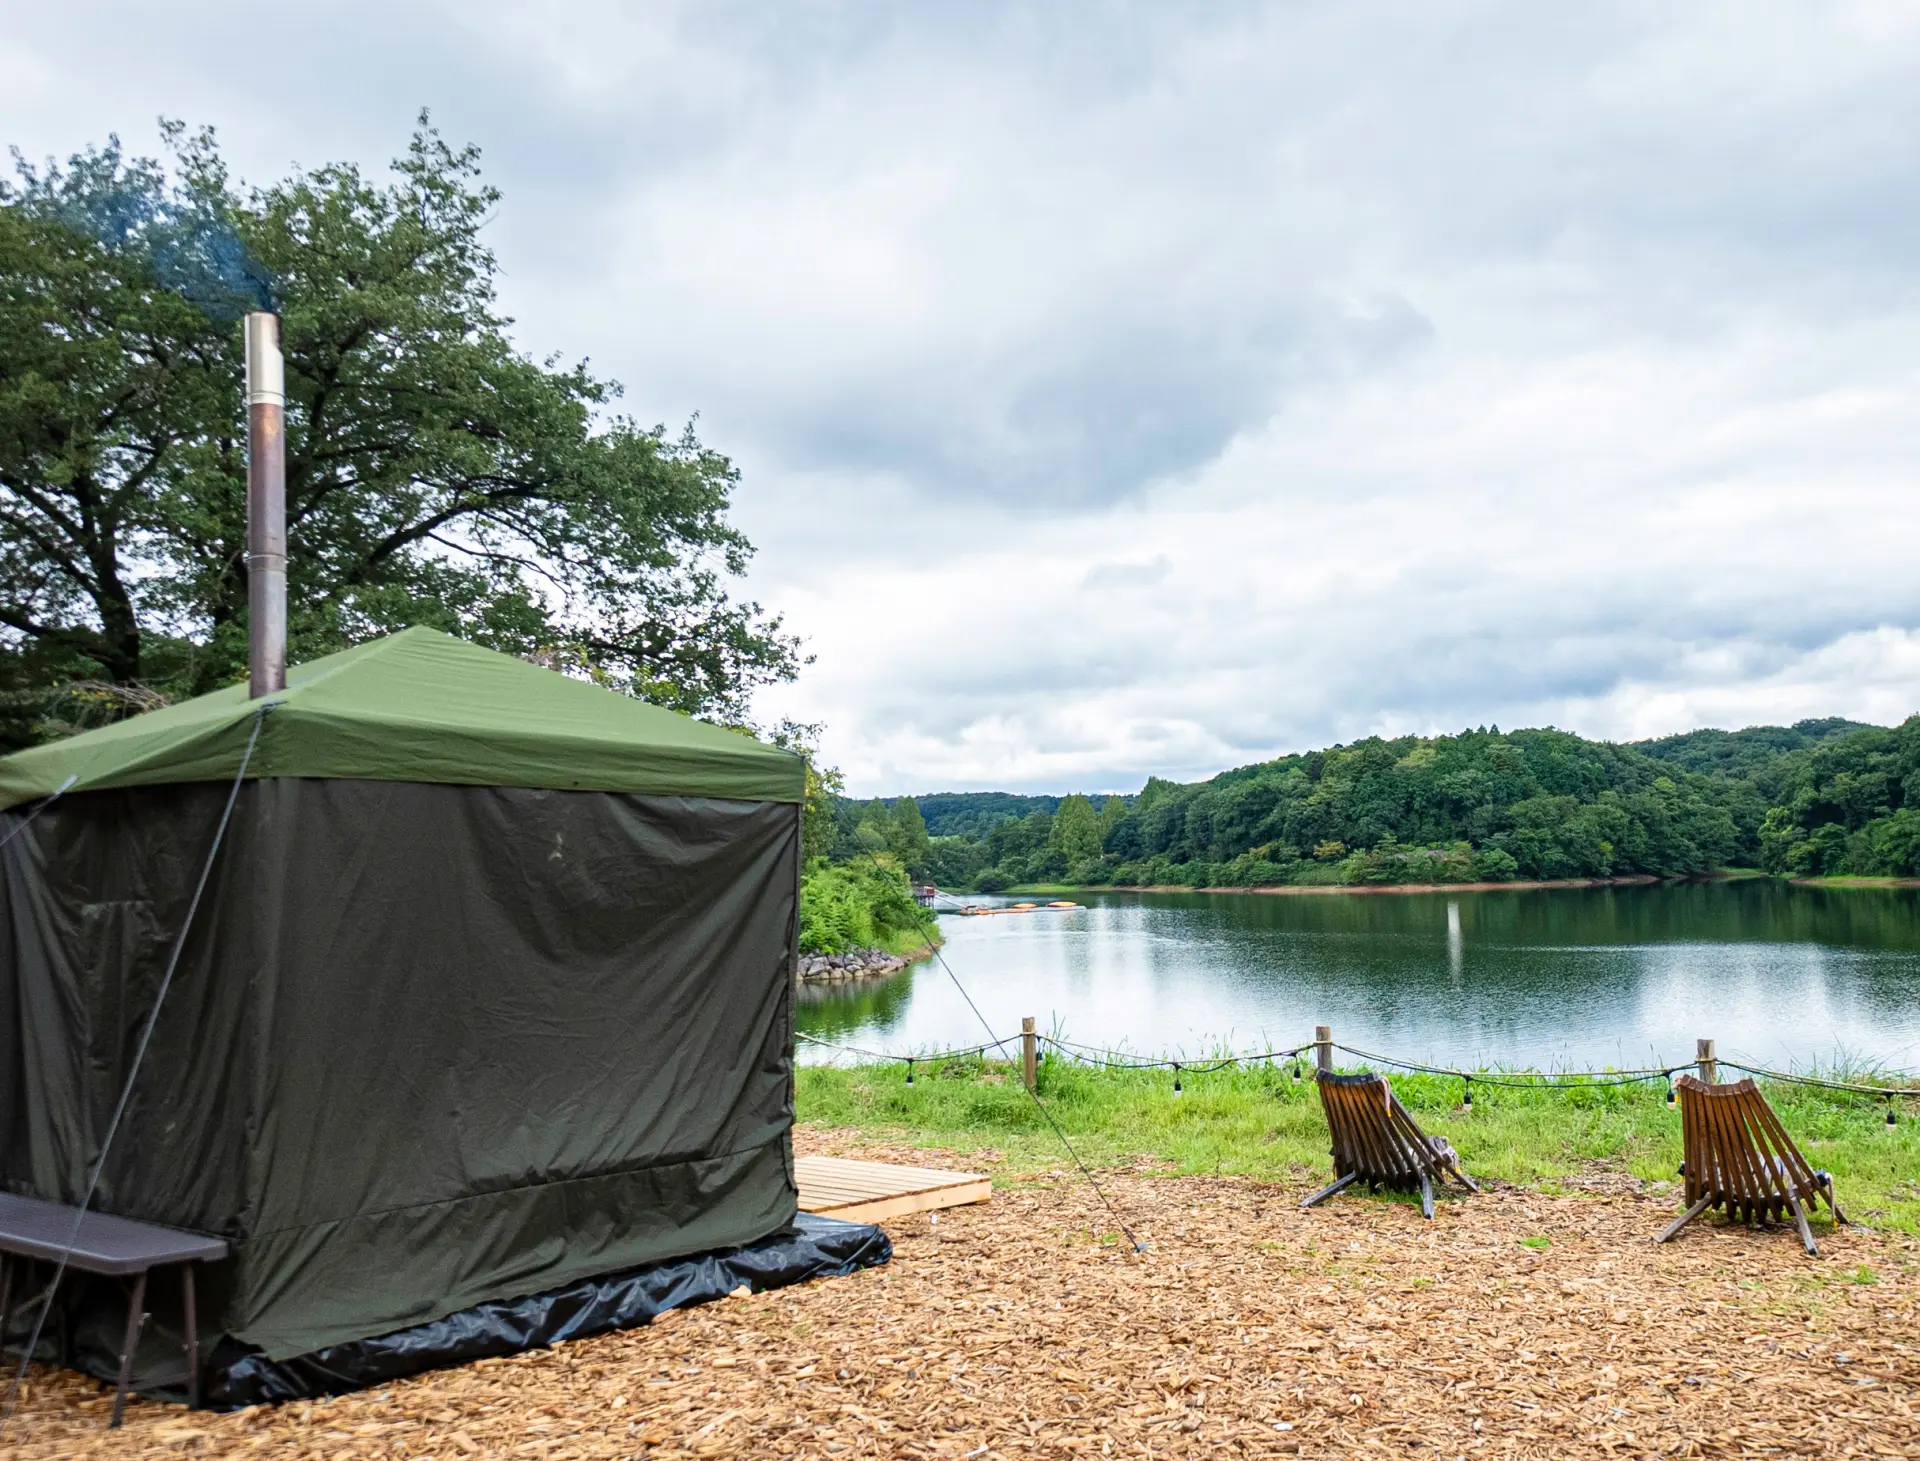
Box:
(244, 312), (287, 697)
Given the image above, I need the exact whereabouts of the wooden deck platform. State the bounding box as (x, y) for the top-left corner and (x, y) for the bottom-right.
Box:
(795, 1155), (991, 1223)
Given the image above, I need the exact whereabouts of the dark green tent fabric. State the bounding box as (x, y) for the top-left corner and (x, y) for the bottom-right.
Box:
(0, 627), (804, 810)
(1, 780), (800, 1360)
(0, 627), (807, 1369)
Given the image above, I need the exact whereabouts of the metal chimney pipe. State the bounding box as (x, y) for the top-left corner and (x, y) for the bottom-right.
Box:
(244, 312), (287, 697)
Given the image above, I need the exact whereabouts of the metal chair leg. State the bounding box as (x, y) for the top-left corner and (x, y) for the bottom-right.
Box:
(183, 1264), (200, 1411)
(1657, 1194), (1715, 1244)
(1300, 1171), (1360, 1208)
(111, 1270), (147, 1429)
(1418, 1172), (1434, 1220)
(1822, 1175), (1848, 1226)
(1785, 1192), (1818, 1257)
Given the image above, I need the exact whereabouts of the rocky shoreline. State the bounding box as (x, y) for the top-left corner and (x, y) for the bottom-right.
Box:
(795, 942), (934, 985)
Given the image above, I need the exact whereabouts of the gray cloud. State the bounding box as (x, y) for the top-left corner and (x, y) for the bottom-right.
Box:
(1082, 557), (1171, 591)
(8, 3), (1920, 790)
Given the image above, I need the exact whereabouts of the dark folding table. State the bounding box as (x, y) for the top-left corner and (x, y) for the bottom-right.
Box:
(0, 1192), (227, 1425)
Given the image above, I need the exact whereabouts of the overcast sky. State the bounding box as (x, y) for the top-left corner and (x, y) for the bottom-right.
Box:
(7, 3), (1919, 794)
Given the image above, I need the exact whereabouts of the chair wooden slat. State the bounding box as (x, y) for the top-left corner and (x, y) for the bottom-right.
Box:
(1343, 1082), (1392, 1178)
(1706, 1085), (1760, 1219)
(1748, 1094), (1822, 1197)
(1302, 1071), (1474, 1219)
(1348, 1082), (1399, 1181)
(1659, 1075), (1841, 1255)
(1327, 1081), (1371, 1179)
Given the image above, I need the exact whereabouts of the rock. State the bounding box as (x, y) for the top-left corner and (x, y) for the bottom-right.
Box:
(794, 944), (934, 987)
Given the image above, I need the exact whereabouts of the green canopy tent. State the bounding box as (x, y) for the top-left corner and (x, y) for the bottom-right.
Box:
(0, 628), (820, 1395)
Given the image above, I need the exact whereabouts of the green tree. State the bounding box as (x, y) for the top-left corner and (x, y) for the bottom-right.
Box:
(1758, 805), (1802, 875)
(890, 796), (931, 876)
(1788, 822), (1851, 877)
(771, 728), (843, 866)
(0, 119), (799, 726)
(1856, 809), (1920, 877)
(1048, 793), (1103, 865)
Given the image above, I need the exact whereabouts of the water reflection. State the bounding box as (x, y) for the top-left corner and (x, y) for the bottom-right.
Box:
(793, 882), (1920, 1072)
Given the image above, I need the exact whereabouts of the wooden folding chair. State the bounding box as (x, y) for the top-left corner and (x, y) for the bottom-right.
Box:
(1659, 1075), (1845, 1256)
(1301, 1070), (1478, 1219)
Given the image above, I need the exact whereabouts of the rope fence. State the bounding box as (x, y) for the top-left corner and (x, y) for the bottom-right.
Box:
(796, 1030), (1016, 1064)
(797, 1021), (1920, 1111)
(1722, 1060), (1920, 1100)
(1331, 1043), (1682, 1090)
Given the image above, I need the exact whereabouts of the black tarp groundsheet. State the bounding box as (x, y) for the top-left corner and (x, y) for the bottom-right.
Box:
(204, 1214), (891, 1408)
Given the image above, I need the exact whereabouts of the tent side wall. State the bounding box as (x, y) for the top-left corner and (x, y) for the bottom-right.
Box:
(0, 780), (801, 1364)
(0, 785), (257, 1227)
(232, 780), (800, 1359)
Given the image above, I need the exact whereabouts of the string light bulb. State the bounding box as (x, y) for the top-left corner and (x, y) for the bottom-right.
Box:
(1888, 1098), (1897, 1127)
(1462, 1076), (1472, 1109)
(905, 1058), (915, 1087)
(1173, 1064), (1183, 1097)
(1666, 1080), (1676, 1106)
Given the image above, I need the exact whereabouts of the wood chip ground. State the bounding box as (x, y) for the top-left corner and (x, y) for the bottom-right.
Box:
(8, 1129), (1918, 1458)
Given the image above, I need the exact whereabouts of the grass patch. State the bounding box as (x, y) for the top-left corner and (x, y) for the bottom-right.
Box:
(796, 1055), (1920, 1233)
(1793, 876), (1920, 889)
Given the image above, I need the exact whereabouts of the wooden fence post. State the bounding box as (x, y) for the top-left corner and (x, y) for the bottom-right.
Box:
(1315, 1025), (1333, 1074)
(1696, 1038), (1717, 1085)
(1022, 1017), (1037, 1092)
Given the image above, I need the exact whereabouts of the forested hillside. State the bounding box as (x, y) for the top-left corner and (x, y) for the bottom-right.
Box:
(912, 793), (1075, 839)
(1632, 719), (1873, 794)
(827, 717), (1920, 892)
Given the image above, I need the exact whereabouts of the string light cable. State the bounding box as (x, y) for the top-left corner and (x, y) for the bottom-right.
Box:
(1332, 1043), (1684, 1090)
(795, 1029), (1015, 1064)
(1720, 1060), (1920, 1101)
(1041, 1034), (1308, 1073)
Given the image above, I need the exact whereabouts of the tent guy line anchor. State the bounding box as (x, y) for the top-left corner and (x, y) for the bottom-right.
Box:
(0, 704), (268, 1441)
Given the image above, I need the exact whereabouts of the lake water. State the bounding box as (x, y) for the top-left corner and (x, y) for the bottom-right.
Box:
(794, 882), (1920, 1073)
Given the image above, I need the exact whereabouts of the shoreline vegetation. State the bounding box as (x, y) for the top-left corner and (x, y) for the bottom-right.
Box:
(797, 854), (940, 959)
(825, 715), (1920, 896)
(992, 870), (1920, 897)
(1011, 874), (1665, 897)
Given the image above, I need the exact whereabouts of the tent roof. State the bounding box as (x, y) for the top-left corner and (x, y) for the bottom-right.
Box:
(0, 628), (804, 809)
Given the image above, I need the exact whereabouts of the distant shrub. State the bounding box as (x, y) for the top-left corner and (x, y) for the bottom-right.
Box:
(1470, 847), (1521, 881)
(799, 855), (932, 954)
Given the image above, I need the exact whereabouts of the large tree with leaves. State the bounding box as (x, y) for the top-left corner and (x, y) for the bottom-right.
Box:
(0, 118), (800, 745)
